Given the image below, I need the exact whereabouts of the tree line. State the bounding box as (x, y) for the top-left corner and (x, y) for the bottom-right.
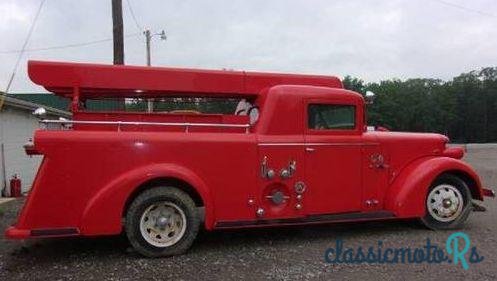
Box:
(343, 67), (497, 143)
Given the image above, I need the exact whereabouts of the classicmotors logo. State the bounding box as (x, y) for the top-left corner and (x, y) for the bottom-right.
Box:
(324, 232), (483, 270)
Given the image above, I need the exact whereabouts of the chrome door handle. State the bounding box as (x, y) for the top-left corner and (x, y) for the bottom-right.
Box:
(305, 147), (315, 152)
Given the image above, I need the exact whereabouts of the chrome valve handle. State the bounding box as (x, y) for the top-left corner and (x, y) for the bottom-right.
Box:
(261, 156), (275, 180)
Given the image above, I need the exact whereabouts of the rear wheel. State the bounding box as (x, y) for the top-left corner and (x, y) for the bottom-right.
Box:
(421, 174), (472, 230)
(125, 187), (200, 257)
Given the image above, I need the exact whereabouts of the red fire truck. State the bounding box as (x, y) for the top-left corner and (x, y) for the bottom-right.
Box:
(6, 61), (494, 257)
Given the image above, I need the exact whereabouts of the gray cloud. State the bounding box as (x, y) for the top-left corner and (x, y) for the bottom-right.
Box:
(1, 0), (496, 92)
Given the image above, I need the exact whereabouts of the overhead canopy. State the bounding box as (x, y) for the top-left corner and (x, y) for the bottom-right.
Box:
(28, 60), (343, 99)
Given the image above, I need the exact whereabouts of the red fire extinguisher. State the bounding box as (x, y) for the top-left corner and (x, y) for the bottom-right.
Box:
(10, 174), (22, 197)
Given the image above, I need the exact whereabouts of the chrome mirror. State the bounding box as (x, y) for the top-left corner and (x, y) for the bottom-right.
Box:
(365, 91), (376, 104)
(33, 107), (47, 119)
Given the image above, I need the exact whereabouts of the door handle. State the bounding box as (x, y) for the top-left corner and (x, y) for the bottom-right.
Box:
(305, 147), (315, 152)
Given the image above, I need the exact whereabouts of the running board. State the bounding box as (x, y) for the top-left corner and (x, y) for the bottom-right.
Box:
(215, 211), (395, 228)
(31, 227), (80, 237)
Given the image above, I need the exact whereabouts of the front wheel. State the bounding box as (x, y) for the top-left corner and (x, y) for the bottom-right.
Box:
(125, 187), (200, 257)
(421, 174), (472, 230)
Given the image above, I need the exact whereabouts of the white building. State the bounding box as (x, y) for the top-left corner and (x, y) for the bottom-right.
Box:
(0, 95), (70, 196)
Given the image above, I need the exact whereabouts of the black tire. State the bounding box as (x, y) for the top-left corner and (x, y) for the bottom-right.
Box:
(421, 174), (472, 230)
(125, 187), (200, 257)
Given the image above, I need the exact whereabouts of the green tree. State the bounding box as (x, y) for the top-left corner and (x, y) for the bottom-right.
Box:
(343, 67), (497, 143)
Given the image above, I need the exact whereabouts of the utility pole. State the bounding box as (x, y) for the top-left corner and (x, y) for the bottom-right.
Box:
(145, 30), (152, 112)
(112, 0), (124, 65)
(144, 29), (166, 112)
(145, 30), (151, 66)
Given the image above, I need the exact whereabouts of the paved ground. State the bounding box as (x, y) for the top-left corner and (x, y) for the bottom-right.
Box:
(0, 198), (15, 206)
(0, 145), (495, 281)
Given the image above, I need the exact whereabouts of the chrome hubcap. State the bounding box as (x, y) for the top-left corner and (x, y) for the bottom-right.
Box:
(156, 217), (169, 229)
(140, 202), (187, 247)
(427, 184), (464, 222)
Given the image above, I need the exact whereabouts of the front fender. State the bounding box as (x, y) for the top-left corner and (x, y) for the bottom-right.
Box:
(384, 157), (483, 218)
(80, 163), (214, 235)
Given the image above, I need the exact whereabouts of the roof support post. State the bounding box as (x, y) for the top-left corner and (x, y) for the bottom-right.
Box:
(72, 86), (80, 113)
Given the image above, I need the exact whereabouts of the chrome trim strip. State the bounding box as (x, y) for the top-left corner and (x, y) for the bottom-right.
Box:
(258, 142), (378, 146)
(257, 142), (306, 146)
(40, 119), (251, 131)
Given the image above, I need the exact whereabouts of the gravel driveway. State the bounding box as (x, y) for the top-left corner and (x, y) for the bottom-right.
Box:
(0, 145), (495, 281)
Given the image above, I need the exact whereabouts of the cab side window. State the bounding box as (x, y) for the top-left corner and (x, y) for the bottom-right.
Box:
(308, 104), (356, 130)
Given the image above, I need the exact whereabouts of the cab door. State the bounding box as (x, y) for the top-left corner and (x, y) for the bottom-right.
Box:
(304, 101), (363, 215)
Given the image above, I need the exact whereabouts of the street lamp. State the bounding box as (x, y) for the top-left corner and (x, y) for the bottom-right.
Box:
(144, 29), (167, 112)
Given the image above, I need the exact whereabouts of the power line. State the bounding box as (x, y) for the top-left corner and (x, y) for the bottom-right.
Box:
(125, 0), (143, 31)
(430, 0), (497, 18)
(0, 32), (141, 54)
(5, 0), (46, 93)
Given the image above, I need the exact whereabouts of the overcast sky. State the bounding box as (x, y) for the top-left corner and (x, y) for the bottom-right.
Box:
(1, 0), (496, 93)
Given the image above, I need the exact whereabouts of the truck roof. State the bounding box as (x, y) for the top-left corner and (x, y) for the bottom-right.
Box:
(28, 60), (343, 99)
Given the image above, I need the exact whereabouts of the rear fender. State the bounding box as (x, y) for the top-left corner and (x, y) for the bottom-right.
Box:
(384, 157), (483, 218)
(80, 163), (213, 235)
